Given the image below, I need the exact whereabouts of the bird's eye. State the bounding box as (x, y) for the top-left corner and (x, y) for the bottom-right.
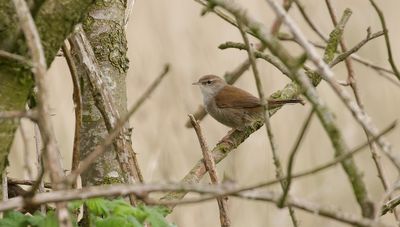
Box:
(206, 80), (212, 84)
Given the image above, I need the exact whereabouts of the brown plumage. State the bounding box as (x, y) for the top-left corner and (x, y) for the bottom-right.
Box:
(193, 75), (301, 129)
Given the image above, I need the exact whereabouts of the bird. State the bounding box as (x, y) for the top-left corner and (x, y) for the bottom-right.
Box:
(193, 75), (302, 130)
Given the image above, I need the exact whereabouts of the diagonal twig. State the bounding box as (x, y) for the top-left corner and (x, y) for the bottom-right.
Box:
(66, 64), (170, 184)
(368, 0), (400, 80)
(279, 108), (314, 206)
(189, 115), (231, 227)
(129, 64), (170, 117)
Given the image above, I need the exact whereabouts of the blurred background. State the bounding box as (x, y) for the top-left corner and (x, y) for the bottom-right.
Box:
(8, 0), (400, 226)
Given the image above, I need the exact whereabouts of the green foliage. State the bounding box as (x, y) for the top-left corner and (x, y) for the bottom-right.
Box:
(0, 198), (175, 227)
(0, 210), (58, 227)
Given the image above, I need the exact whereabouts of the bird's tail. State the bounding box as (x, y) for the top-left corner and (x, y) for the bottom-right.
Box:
(267, 98), (304, 108)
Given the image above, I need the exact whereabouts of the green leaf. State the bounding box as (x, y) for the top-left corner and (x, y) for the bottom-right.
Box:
(86, 198), (110, 217)
(26, 212), (46, 226)
(0, 211), (28, 227)
(142, 206), (173, 227)
(126, 216), (143, 227)
(68, 200), (84, 211)
(40, 211), (59, 227)
(95, 216), (133, 227)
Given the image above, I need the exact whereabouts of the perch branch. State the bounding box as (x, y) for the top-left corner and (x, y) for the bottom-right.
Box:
(189, 115), (231, 227)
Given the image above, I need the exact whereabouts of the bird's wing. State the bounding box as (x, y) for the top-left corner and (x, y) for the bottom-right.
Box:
(215, 85), (261, 109)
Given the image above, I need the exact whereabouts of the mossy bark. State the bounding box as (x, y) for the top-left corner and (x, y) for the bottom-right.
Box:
(0, 0), (94, 177)
(72, 0), (130, 186)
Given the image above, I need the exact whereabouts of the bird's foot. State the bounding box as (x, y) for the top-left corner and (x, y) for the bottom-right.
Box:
(218, 128), (238, 146)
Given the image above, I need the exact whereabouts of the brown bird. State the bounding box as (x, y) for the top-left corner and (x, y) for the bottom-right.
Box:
(193, 75), (302, 130)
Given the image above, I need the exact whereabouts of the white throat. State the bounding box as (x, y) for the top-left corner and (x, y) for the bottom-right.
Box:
(200, 85), (224, 106)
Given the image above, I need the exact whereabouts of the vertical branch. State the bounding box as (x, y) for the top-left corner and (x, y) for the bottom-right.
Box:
(11, 0), (70, 225)
(34, 124), (45, 213)
(189, 115), (230, 227)
(368, 0), (400, 80)
(2, 170), (7, 201)
(236, 18), (299, 227)
(62, 43), (82, 189)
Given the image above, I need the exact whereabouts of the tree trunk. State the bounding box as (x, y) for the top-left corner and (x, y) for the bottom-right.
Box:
(71, 0), (130, 186)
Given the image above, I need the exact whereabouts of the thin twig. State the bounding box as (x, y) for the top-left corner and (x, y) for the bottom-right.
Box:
(368, 0), (400, 80)
(62, 43), (82, 189)
(279, 108), (314, 206)
(329, 30), (383, 67)
(382, 191), (400, 216)
(0, 110), (37, 121)
(2, 170), (7, 201)
(189, 115), (230, 227)
(129, 64), (170, 117)
(33, 124), (46, 213)
(7, 178), (52, 189)
(292, 0), (328, 42)
(376, 178), (400, 219)
(237, 16), (299, 227)
(0, 50), (32, 67)
(12, 0), (71, 225)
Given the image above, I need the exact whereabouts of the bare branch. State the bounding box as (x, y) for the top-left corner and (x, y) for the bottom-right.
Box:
(129, 64), (170, 117)
(189, 115), (230, 227)
(368, 0), (400, 80)
(0, 50), (32, 67)
(61, 43), (82, 188)
(0, 110), (37, 121)
(329, 30), (384, 67)
(7, 178), (51, 189)
(2, 170), (7, 201)
(11, 0), (70, 225)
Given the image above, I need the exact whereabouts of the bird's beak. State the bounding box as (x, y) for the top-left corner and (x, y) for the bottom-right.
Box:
(192, 81), (200, 85)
